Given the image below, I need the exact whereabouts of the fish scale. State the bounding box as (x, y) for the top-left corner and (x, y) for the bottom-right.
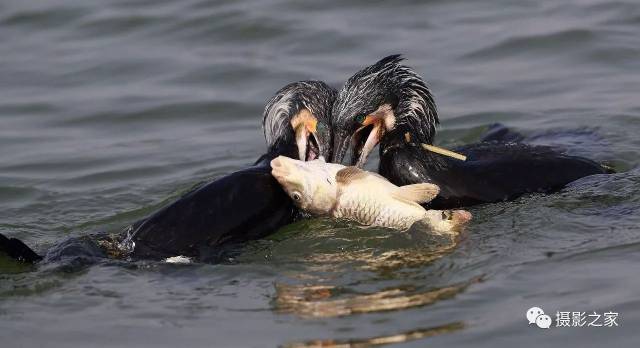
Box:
(270, 156), (471, 232)
(334, 188), (426, 229)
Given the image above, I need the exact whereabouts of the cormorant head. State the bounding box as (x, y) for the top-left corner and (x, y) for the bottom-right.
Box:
(330, 55), (438, 167)
(263, 81), (337, 161)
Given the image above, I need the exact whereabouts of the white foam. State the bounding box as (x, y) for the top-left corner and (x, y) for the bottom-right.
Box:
(164, 255), (193, 264)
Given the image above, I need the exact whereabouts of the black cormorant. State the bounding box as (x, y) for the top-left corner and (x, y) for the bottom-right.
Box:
(330, 55), (610, 209)
(1, 81), (337, 263)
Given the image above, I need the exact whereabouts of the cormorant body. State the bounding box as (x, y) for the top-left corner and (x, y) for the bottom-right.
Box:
(1, 81), (336, 264)
(380, 141), (609, 209)
(330, 55), (613, 209)
(130, 157), (295, 260)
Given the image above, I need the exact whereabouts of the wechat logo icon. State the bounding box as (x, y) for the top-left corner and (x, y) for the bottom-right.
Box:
(527, 307), (551, 329)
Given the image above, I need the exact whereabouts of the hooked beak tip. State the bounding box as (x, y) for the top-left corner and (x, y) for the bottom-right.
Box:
(353, 121), (383, 168)
(294, 125), (308, 161)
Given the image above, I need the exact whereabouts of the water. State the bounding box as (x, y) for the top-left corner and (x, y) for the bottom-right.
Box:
(1, 0), (639, 346)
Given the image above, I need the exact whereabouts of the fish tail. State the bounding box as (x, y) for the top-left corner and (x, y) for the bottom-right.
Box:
(0, 233), (42, 264)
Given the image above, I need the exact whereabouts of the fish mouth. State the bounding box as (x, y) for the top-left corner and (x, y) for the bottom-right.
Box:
(271, 156), (293, 183)
(270, 155), (305, 194)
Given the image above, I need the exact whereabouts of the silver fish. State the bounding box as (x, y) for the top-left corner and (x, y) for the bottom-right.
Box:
(270, 156), (471, 233)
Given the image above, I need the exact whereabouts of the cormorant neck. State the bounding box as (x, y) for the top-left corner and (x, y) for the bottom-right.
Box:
(254, 141), (297, 167)
(381, 122), (435, 151)
(378, 139), (450, 187)
(381, 66), (438, 147)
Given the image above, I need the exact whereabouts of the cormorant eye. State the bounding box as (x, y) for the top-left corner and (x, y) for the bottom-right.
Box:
(317, 122), (326, 132)
(292, 192), (301, 201)
(355, 114), (366, 124)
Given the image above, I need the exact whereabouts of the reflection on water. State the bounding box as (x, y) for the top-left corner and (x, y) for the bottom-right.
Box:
(268, 220), (475, 318)
(274, 277), (479, 318)
(241, 217), (466, 270)
(302, 220), (467, 272)
(284, 322), (464, 348)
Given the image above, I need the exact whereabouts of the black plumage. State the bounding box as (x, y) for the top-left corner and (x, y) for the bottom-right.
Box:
(331, 55), (610, 209)
(380, 141), (607, 209)
(130, 81), (337, 259)
(263, 80), (337, 162)
(1, 81), (338, 263)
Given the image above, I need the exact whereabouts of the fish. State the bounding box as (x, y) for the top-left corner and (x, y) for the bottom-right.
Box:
(270, 156), (471, 233)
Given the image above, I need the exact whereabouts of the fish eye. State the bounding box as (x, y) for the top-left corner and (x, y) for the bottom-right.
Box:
(292, 192), (301, 201)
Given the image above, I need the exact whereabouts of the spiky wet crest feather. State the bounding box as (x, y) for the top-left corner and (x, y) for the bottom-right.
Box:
(332, 55), (439, 145)
(262, 81), (337, 153)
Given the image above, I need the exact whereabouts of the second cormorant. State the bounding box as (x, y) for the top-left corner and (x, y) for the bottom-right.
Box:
(330, 55), (611, 209)
(1, 81), (337, 264)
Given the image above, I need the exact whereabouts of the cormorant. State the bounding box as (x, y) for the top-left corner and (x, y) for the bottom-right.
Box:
(1, 81), (337, 264)
(330, 55), (610, 209)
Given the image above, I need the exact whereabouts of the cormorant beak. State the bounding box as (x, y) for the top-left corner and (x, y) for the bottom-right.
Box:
(352, 114), (384, 167)
(331, 131), (351, 164)
(291, 109), (321, 161)
(340, 104), (395, 167)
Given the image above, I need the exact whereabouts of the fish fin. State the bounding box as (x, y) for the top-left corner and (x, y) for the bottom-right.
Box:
(336, 166), (369, 184)
(392, 183), (440, 203)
